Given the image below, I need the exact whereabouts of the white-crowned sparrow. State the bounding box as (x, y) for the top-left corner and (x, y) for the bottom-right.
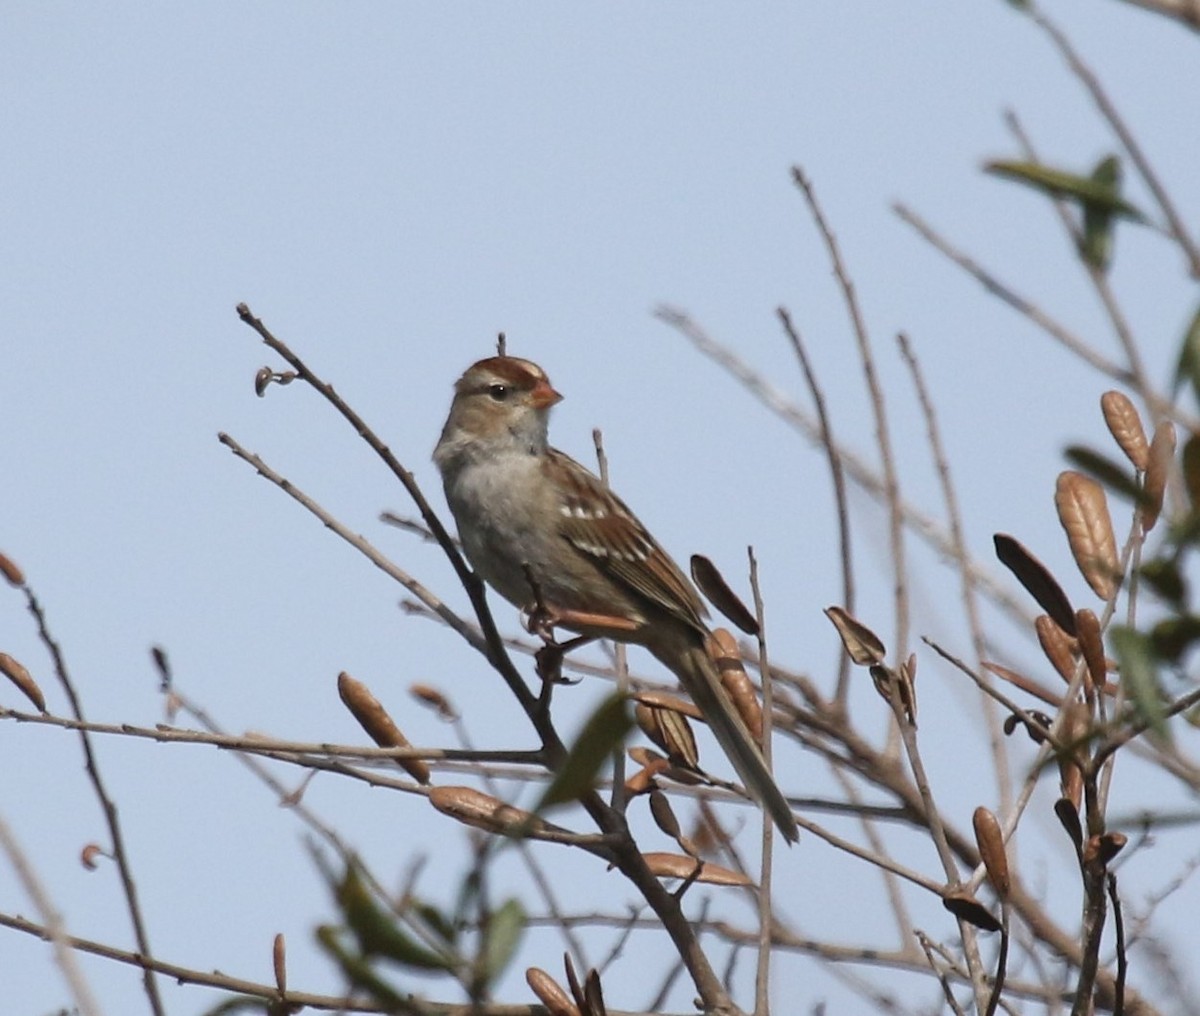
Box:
(433, 355), (798, 843)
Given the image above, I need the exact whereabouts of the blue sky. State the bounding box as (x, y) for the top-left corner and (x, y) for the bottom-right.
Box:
(3, 3), (1198, 1013)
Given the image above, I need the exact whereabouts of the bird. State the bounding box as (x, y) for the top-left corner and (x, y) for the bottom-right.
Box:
(433, 355), (798, 843)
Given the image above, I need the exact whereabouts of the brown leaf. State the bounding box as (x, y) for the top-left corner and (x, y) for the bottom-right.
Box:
(706, 629), (763, 745)
(869, 664), (916, 725)
(972, 807), (1010, 899)
(0, 652), (46, 713)
(648, 788), (689, 851)
(583, 969), (608, 1016)
(80, 843), (106, 871)
(627, 747), (704, 787)
(690, 555), (759, 635)
(1182, 435), (1200, 514)
(631, 690), (702, 720)
(634, 702), (700, 769)
(1074, 610), (1107, 697)
(640, 852), (753, 886)
(409, 683), (458, 721)
(942, 889), (1001, 933)
(0, 552), (25, 587)
(1141, 421), (1176, 531)
(428, 785), (543, 836)
(1035, 614), (1078, 684)
(1055, 472), (1119, 600)
(272, 933), (287, 994)
(526, 968), (580, 1016)
(1054, 797), (1083, 847)
(993, 534), (1077, 635)
(337, 672), (430, 785)
(824, 606), (886, 665)
(1100, 391), (1149, 471)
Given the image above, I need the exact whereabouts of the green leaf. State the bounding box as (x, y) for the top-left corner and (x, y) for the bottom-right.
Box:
(315, 925), (411, 1009)
(984, 159), (1146, 222)
(413, 900), (458, 947)
(538, 691), (633, 810)
(199, 998), (272, 1016)
(481, 898), (527, 986)
(336, 864), (455, 972)
(1109, 626), (1171, 745)
(1080, 156), (1121, 269)
(1064, 445), (1148, 506)
(1171, 303), (1200, 405)
(1150, 615), (1200, 664)
(1138, 557), (1187, 608)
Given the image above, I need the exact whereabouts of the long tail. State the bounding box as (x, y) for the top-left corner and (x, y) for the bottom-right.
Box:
(650, 633), (799, 844)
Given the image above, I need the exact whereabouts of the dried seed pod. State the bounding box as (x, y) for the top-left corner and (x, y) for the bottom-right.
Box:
(1054, 797), (1083, 847)
(1074, 609), (1107, 697)
(1056, 472), (1119, 601)
(254, 366), (274, 397)
(824, 606), (886, 665)
(1141, 421), (1176, 531)
(627, 747), (703, 787)
(1036, 614), (1079, 684)
(898, 655), (918, 722)
(1100, 391), (1149, 471)
(972, 807), (1010, 899)
(583, 968), (607, 1016)
(994, 534), (1077, 636)
(1097, 831), (1127, 864)
(624, 761), (661, 796)
(631, 690), (702, 720)
(635, 702), (700, 769)
(1083, 832), (1127, 869)
(870, 664), (916, 725)
(706, 629), (763, 745)
(942, 889), (1002, 933)
(649, 788), (683, 840)
(0, 552), (25, 587)
(690, 555), (759, 635)
(1058, 700), (1090, 808)
(526, 967), (580, 1016)
(640, 852), (753, 887)
(1183, 434), (1200, 513)
(272, 933), (287, 994)
(0, 652), (46, 713)
(80, 843), (106, 871)
(409, 683), (458, 721)
(428, 785), (542, 835)
(337, 672), (430, 785)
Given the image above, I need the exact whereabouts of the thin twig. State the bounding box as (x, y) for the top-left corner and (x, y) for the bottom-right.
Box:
(896, 332), (1011, 811)
(778, 307), (855, 705)
(748, 548), (774, 1016)
(1002, 109), (1162, 427)
(0, 813), (102, 1016)
(792, 167), (910, 670)
(1030, 5), (1200, 279)
(894, 203), (1133, 381)
(20, 584), (166, 1016)
(655, 306), (1035, 631)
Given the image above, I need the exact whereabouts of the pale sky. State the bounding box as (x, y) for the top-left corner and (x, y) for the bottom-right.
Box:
(3, 3), (1198, 1013)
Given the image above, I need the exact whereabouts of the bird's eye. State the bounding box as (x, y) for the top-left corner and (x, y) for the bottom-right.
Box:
(487, 384), (510, 402)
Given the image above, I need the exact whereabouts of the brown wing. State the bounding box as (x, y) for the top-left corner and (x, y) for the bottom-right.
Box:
(548, 448), (708, 633)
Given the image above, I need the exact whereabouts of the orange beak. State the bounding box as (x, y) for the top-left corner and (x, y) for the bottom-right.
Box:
(530, 379), (563, 409)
